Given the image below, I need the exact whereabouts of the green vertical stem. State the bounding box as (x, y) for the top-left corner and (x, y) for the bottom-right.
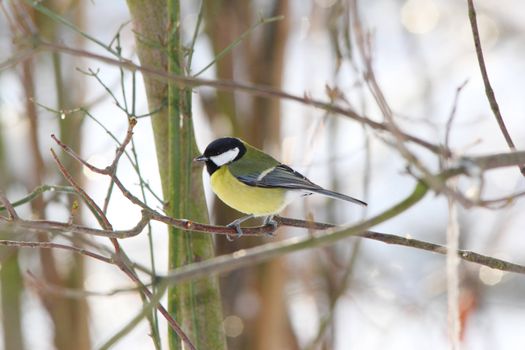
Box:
(166, 0), (186, 342)
(0, 102), (24, 350)
(126, 1), (226, 349)
(0, 248), (24, 350)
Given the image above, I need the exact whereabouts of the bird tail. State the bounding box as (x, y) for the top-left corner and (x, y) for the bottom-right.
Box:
(312, 188), (367, 207)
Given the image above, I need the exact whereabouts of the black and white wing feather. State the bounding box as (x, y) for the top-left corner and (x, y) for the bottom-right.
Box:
(236, 164), (367, 206)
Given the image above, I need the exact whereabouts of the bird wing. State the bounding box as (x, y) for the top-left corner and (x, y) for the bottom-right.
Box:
(235, 164), (321, 190)
(233, 164), (367, 207)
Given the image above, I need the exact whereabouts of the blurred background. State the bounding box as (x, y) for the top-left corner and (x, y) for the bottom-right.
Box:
(1, 0), (525, 349)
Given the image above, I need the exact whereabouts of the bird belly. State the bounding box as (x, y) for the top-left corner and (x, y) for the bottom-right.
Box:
(210, 167), (287, 216)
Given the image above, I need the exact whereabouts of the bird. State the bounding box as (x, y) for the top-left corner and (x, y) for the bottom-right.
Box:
(194, 137), (366, 238)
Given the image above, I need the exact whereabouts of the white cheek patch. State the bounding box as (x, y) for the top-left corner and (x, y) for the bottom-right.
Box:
(210, 147), (240, 166)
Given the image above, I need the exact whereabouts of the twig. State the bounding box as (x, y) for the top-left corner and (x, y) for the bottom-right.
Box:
(0, 212), (151, 238)
(467, 0), (524, 176)
(479, 189), (525, 208)
(160, 225), (525, 287)
(51, 117), (136, 178)
(97, 284), (169, 350)
(0, 185), (76, 213)
(361, 231), (525, 274)
(77, 106), (163, 204)
(157, 179), (524, 287)
(0, 191), (18, 219)
(0, 148), (523, 234)
(444, 80), (469, 154)
(51, 120), (194, 349)
(446, 184), (461, 349)
(3, 149), (525, 238)
(28, 0), (117, 56)
(2, 180), (525, 279)
(26, 271), (144, 298)
(50, 148), (112, 229)
(130, 126), (161, 346)
(33, 40), (449, 157)
(193, 15), (284, 77)
(102, 117), (137, 214)
(351, 0), (459, 210)
(0, 239), (111, 263)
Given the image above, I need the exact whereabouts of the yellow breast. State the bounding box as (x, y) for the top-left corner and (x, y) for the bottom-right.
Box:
(210, 166), (287, 216)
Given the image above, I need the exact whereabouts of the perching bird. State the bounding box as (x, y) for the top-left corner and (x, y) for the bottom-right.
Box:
(194, 137), (366, 237)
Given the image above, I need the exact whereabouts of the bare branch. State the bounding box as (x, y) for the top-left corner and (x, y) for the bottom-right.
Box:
(160, 227), (525, 287)
(362, 231), (525, 274)
(2, 149), (525, 239)
(33, 40), (449, 156)
(467, 0), (524, 176)
(0, 212), (150, 238)
(0, 239), (112, 264)
(2, 178), (524, 283)
(0, 191), (18, 219)
(50, 119), (192, 347)
(50, 148), (112, 230)
(26, 271), (144, 298)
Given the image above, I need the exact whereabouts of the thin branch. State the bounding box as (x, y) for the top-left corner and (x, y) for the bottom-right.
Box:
(0, 191), (18, 219)
(33, 40), (449, 157)
(97, 284), (169, 350)
(361, 231), (525, 274)
(51, 116), (136, 178)
(2, 180), (525, 279)
(0, 237), (190, 349)
(0, 147), (522, 234)
(0, 239), (112, 264)
(193, 15), (284, 77)
(50, 120), (194, 349)
(467, 0), (524, 176)
(160, 225), (525, 287)
(479, 189), (525, 208)
(50, 148), (112, 229)
(2, 150), (525, 238)
(26, 271), (144, 298)
(444, 80), (469, 153)
(446, 184), (461, 349)
(0, 185), (76, 212)
(27, 0), (118, 56)
(0, 212), (151, 238)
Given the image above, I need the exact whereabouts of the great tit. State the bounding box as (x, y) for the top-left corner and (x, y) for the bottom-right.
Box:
(194, 137), (366, 237)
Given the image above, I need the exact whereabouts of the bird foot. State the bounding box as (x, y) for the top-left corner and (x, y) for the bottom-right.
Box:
(264, 215), (278, 237)
(226, 221), (244, 241)
(226, 214), (254, 241)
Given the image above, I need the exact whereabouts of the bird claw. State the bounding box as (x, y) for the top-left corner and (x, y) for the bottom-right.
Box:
(225, 214), (277, 240)
(264, 216), (278, 237)
(226, 222), (244, 241)
(226, 214), (254, 241)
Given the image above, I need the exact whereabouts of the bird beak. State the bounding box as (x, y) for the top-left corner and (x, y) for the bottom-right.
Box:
(193, 155), (207, 162)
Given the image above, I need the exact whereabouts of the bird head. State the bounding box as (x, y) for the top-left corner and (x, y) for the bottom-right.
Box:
(194, 137), (246, 174)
